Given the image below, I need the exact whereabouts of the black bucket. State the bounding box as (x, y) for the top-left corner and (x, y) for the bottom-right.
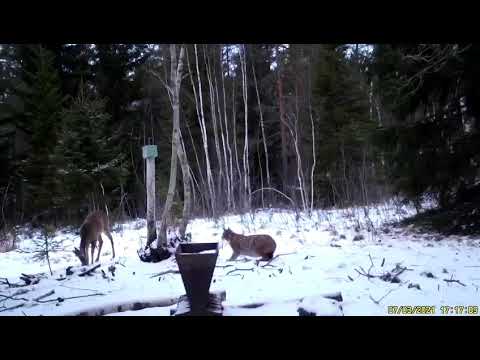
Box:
(175, 242), (219, 312)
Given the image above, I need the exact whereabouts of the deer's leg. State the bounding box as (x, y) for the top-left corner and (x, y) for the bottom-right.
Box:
(90, 242), (95, 264)
(105, 231), (115, 259)
(96, 234), (103, 263)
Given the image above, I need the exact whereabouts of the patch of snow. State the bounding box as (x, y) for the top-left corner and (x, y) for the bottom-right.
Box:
(299, 296), (343, 316)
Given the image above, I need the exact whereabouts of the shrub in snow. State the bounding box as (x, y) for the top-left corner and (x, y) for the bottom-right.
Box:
(0, 230), (16, 253)
(31, 225), (64, 275)
(353, 234), (364, 241)
(138, 246), (170, 263)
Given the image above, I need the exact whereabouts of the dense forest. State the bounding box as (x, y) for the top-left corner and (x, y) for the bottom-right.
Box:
(1, 44), (479, 248)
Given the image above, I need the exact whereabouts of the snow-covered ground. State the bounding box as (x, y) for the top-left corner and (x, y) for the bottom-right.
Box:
(1, 200), (480, 316)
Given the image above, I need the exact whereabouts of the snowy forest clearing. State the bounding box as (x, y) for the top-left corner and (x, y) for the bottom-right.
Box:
(1, 201), (480, 316)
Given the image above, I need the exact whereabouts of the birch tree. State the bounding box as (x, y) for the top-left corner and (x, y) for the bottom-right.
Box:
(148, 44), (189, 248)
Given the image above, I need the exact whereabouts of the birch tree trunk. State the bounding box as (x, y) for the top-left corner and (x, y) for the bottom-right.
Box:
(223, 46), (236, 210)
(252, 60), (271, 205)
(214, 45), (232, 211)
(194, 44), (216, 217)
(185, 47), (208, 211)
(176, 126), (192, 237)
(156, 44), (189, 248)
(232, 73), (243, 209)
(309, 105), (316, 215)
(240, 45), (251, 209)
(277, 70), (288, 194)
(204, 45), (224, 204)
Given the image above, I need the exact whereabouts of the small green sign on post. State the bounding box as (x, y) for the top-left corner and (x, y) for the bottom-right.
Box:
(143, 145), (158, 247)
(142, 145), (158, 159)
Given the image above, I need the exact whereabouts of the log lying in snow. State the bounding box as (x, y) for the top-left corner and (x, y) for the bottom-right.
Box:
(60, 290), (227, 316)
(60, 291), (340, 316)
(61, 297), (178, 316)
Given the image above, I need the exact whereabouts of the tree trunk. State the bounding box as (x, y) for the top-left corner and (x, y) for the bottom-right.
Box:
(277, 72), (288, 194)
(215, 46), (232, 211)
(240, 45), (251, 210)
(232, 73), (243, 210)
(156, 44), (187, 248)
(204, 45), (224, 205)
(252, 60), (271, 205)
(176, 127), (191, 237)
(194, 44), (216, 217)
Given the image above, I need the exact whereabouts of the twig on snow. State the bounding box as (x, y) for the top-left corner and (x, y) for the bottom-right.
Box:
(149, 269), (180, 278)
(0, 303), (25, 313)
(36, 293), (105, 303)
(59, 284), (103, 292)
(0, 294), (29, 302)
(33, 290), (55, 302)
(443, 278), (466, 287)
(368, 254), (374, 270)
(215, 264), (234, 269)
(256, 252), (296, 267)
(11, 289), (30, 297)
(226, 268), (255, 276)
(369, 288), (397, 305)
(261, 264), (277, 269)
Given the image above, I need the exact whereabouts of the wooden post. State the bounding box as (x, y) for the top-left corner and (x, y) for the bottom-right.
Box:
(143, 145), (158, 247)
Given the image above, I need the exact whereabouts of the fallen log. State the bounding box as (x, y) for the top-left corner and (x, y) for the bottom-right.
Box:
(60, 290), (227, 316)
(231, 291), (343, 309)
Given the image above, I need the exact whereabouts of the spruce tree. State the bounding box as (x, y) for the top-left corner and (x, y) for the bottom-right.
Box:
(373, 44), (480, 212)
(54, 81), (128, 219)
(17, 45), (64, 218)
(312, 45), (375, 206)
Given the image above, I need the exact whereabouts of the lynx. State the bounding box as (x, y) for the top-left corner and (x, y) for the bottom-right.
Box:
(222, 228), (276, 261)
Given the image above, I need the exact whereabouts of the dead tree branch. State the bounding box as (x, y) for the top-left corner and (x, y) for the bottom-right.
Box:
(258, 252), (297, 267)
(216, 264), (234, 269)
(33, 290), (55, 302)
(0, 303), (25, 313)
(36, 293), (105, 303)
(443, 278), (466, 287)
(226, 268), (255, 276)
(0, 294), (29, 302)
(78, 264), (101, 277)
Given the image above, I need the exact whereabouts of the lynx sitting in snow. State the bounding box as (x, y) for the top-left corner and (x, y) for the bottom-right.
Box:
(222, 228), (276, 262)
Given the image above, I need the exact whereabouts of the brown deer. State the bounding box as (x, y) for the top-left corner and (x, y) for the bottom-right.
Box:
(73, 211), (115, 266)
(221, 228), (277, 262)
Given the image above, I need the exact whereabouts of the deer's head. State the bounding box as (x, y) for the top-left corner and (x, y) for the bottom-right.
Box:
(73, 247), (88, 266)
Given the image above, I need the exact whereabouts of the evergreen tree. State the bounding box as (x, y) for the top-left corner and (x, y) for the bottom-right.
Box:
(312, 45), (375, 206)
(54, 81), (129, 219)
(373, 44), (480, 210)
(16, 45), (64, 218)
